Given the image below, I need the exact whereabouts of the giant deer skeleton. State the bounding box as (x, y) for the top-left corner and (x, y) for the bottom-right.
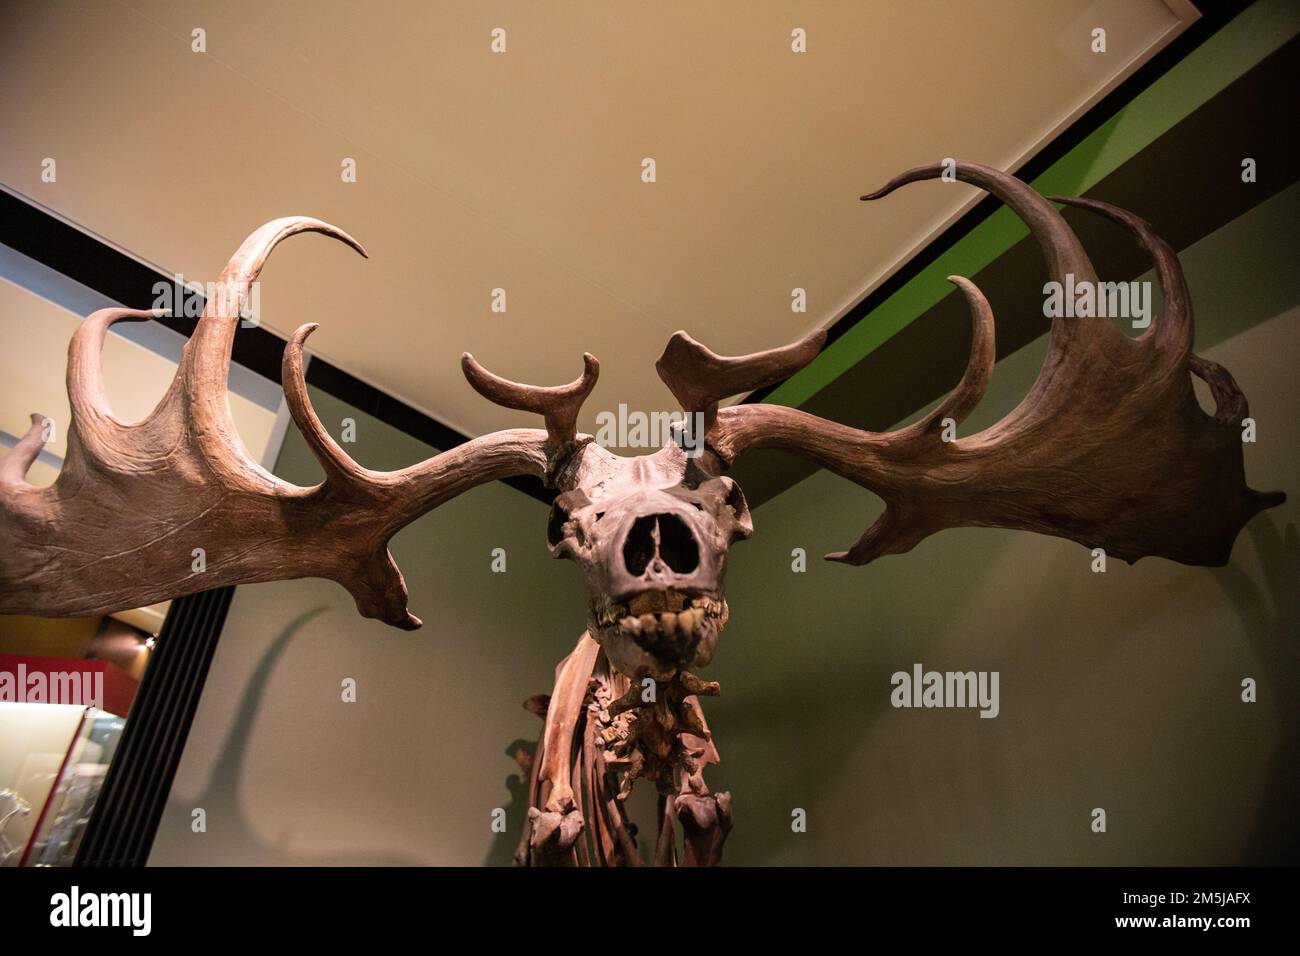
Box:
(0, 163), (1283, 865)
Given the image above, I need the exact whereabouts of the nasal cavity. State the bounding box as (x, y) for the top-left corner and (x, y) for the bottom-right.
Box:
(622, 514), (700, 576)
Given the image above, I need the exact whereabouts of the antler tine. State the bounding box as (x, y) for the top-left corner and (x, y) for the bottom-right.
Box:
(282, 322), (372, 488)
(821, 277), (993, 564)
(863, 160), (1101, 289)
(893, 275), (995, 440)
(181, 217), (367, 483)
(0, 414), (49, 487)
(461, 351), (599, 448)
(64, 307), (170, 463)
(1048, 195), (1192, 369)
(655, 328), (826, 435)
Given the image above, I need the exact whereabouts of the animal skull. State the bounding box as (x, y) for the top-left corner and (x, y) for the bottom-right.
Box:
(546, 442), (752, 680)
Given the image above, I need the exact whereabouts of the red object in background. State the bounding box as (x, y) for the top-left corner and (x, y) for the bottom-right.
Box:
(0, 654), (140, 718)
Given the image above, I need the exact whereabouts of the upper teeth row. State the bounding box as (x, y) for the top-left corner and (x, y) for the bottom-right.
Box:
(619, 607), (707, 639)
(595, 597), (722, 628)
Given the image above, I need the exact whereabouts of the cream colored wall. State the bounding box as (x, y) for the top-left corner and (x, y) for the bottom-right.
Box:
(149, 186), (1298, 865)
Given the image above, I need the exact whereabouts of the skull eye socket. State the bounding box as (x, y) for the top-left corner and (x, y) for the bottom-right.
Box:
(547, 504), (571, 547)
(723, 480), (752, 540)
(725, 481), (748, 518)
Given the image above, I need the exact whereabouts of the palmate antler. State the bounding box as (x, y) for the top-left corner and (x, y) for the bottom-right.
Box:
(662, 162), (1284, 567)
(0, 217), (584, 629)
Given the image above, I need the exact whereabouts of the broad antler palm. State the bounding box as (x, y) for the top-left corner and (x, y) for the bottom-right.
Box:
(658, 162), (1284, 567)
(0, 218), (591, 628)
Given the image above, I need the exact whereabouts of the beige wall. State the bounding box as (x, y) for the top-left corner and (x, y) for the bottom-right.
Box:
(151, 185), (1298, 865)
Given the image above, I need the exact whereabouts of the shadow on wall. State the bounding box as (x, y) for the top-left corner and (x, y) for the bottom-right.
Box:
(481, 730), (536, 867)
(1213, 517), (1300, 864)
(154, 607), (422, 866)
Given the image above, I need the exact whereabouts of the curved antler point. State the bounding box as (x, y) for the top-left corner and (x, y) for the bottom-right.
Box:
(322, 219), (368, 259)
(290, 322), (320, 344)
(285, 216), (369, 260)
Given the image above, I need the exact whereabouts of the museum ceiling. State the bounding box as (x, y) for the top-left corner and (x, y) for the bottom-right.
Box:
(0, 0), (1197, 452)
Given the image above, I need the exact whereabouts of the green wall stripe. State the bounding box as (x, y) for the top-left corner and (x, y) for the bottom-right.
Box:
(766, 0), (1300, 409)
